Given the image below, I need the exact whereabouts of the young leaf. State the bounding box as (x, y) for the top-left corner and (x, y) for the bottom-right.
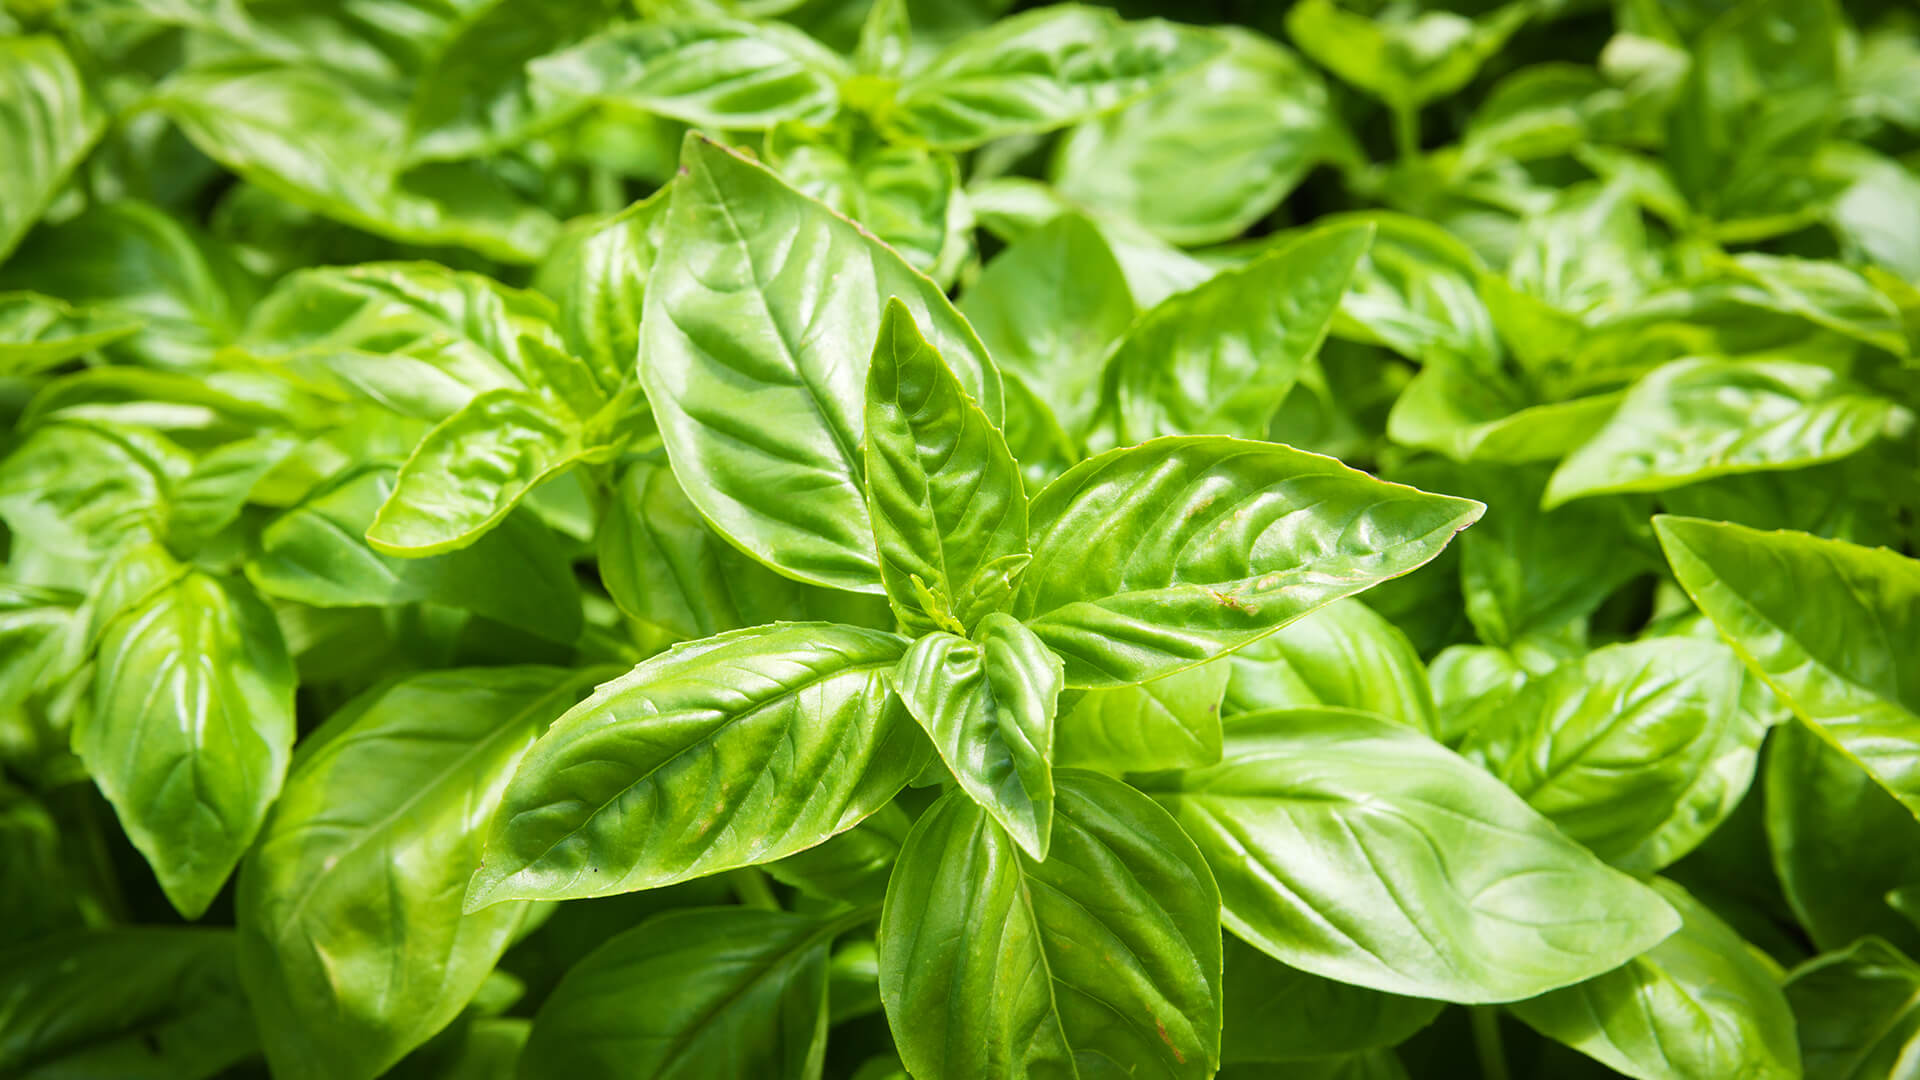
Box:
(1284, 0), (1529, 111)
(1511, 878), (1800, 1080)
(1463, 639), (1779, 873)
(1655, 516), (1920, 822)
(883, 6), (1226, 149)
(1057, 657), (1231, 774)
(0, 37), (105, 261)
(1144, 707), (1681, 1003)
(878, 770), (1223, 1079)
(531, 188), (669, 393)
(1011, 436), (1483, 687)
(1110, 221), (1371, 444)
(0, 292), (141, 376)
(865, 298), (1028, 634)
(238, 668), (595, 1080)
(466, 623), (929, 907)
(519, 906), (842, 1080)
(80, 567), (296, 918)
(891, 613), (1063, 860)
(1222, 598), (1437, 735)
(1545, 361), (1907, 507)
(640, 133), (1001, 593)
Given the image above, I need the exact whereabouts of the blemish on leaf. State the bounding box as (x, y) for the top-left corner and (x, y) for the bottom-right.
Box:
(1156, 1017), (1184, 1063)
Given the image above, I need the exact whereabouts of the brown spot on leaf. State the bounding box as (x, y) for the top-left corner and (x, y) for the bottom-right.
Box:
(1156, 1017), (1184, 1063)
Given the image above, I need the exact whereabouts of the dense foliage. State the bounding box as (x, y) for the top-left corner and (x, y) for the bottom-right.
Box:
(4, 0), (1920, 1077)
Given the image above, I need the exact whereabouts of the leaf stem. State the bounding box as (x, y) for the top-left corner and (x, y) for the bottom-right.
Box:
(1471, 1007), (1510, 1080)
(728, 867), (781, 911)
(1392, 105), (1422, 164)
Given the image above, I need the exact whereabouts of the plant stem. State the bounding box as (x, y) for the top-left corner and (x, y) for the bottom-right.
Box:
(1471, 1007), (1511, 1080)
(728, 867), (781, 910)
(1392, 104), (1422, 164)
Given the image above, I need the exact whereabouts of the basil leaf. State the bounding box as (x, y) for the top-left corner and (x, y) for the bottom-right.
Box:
(81, 566), (296, 918)
(1012, 437), (1482, 687)
(1146, 707), (1680, 1003)
(239, 667), (594, 1080)
(892, 613), (1063, 859)
(1222, 598), (1436, 735)
(641, 133), (1000, 593)
(466, 623), (929, 906)
(0, 292), (141, 377)
(865, 298), (1028, 634)
(879, 770), (1223, 1079)
(0, 37), (105, 261)
(1785, 937), (1920, 1079)
(1221, 935), (1441, 1063)
(530, 188), (668, 394)
(1058, 657), (1231, 774)
(1656, 515), (1920, 821)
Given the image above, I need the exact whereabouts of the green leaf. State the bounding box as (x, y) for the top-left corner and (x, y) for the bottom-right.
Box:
(1053, 29), (1344, 246)
(1144, 707), (1681, 1003)
(596, 459), (887, 642)
(366, 388), (604, 556)
(1655, 516), (1920, 822)
(1284, 0), (1529, 111)
(865, 298), (1027, 634)
(1463, 639), (1778, 873)
(1765, 719), (1920, 956)
(766, 801), (910, 906)
(958, 211), (1135, 440)
(1329, 212), (1497, 363)
(641, 133), (1000, 593)
(882, 6), (1225, 149)
(239, 668), (594, 1080)
(0, 421), (186, 587)
(1110, 222), (1372, 444)
(878, 770), (1223, 1079)
(0, 929), (256, 1079)
(241, 263), (568, 421)
(1785, 938), (1920, 1079)
(531, 188), (669, 393)
(80, 566), (295, 918)
(153, 59), (558, 262)
(166, 432), (302, 551)
(528, 19), (847, 131)
(1221, 598), (1436, 735)
(1011, 436), (1483, 688)
(519, 906), (841, 1080)
(0, 292), (141, 376)
(891, 613), (1063, 860)
(1221, 935), (1442, 1063)
(1511, 878), (1799, 1080)
(246, 465), (584, 645)
(767, 132), (968, 284)
(1545, 360), (1907, 507)
(0, 37), (105, 262)
(467, 623), (929, 907)
(1057, 657), (1230, 774)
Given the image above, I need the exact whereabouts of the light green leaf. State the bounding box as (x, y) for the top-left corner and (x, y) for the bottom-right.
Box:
(246, 465), (584, 644)
(0, 929), (256, 1079)
(0, 421), (186, 586)
(1057, 657), (1230, 774)
(882, 5), (1223, 149)
(768, 132), (968, 284)
(519, 906), (840, 1080)
(1722, 252), (1909, 357)
(80, 567), (295, 918)
(1053, 28), (1344, 246)
(959, 211), (1135, 440)
(1329, 212), (1497, 363)
(1766, 719), (1920, 956)
(467, 623), (929, 907)
(1110, 222), (1371, 444)
(166, 432), (302, 551)
(367, 388), (604, 557)
(1461, 639), (1778, 873)
(531, 188), (669, 393)
(1512, 878), (1799, 1080)
(153, 60), (558, 262)
(0, 293), (141, 377)
(529, 18), (846, 130)
(641, 133), (1000, 593)
(597, 459), (887, 643)
(891, 614), (1062, 860)
(1386, 368), (1620, 465)
(1222, 598), (1436, 735)
(1144, 707), (1681, 1003)
(1221, 935), (1441, 1064)
(1785, 938), (1920, 1079)
(1656, 516), (1920, 822)
(864, 298), (1027, 634)
(1546, 360), (1907, 507)
(1284, 0), (1529, 110)
(1011, 436), (1483, 688)
(878, 770), (1222, 1079)
(965, 175), (1215, 309)
(766, 802), (910, 906)
(0, 37), (104, 262)
(239, 668), (594, 1080)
